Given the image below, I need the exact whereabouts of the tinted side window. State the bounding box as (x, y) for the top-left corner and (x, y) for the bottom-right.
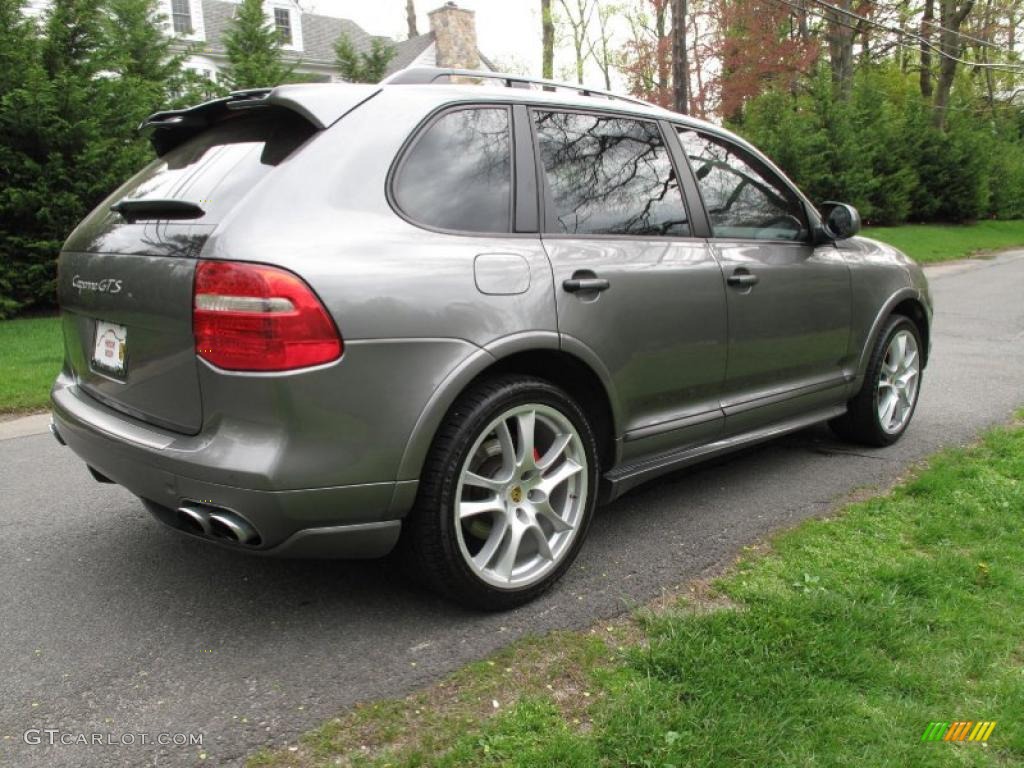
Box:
(394, 107), (512, 233)
(533, 111), (689, 237)
(677, 129), (808, 241)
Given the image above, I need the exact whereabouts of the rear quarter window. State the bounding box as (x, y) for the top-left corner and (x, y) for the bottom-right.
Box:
(392, 106), (513, 233)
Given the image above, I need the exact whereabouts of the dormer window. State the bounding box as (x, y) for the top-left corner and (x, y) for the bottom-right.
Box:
(274, 8), (292, 45)
(171, 0), (193, 34)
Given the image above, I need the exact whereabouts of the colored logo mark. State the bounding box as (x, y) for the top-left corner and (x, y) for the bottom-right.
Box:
(921, 721), (997, 742)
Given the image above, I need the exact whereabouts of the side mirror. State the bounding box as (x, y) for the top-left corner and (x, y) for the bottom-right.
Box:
(820, 202), (861, 240)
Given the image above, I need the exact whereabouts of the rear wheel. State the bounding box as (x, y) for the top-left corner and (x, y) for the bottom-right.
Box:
(402, 375), (599, 610)
(830, 315), (923, 446)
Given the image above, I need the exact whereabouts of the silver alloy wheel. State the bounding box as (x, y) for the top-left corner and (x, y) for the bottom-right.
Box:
(876, 329), (920, 434)
(454, 403), (588, 590)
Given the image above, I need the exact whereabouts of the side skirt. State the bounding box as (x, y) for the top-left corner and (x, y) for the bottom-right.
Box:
(601, 404), (846, 502)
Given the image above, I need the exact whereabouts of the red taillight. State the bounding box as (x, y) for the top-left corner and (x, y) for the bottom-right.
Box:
(193, 260), (342, 371)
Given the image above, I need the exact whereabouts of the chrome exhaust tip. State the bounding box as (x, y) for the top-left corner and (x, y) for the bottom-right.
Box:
(208, 510), (259, 545)
(175, 503), (262, 547)
(177, 505), (213, 536)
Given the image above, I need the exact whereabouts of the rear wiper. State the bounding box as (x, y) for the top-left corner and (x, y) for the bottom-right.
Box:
(110, 198), (205, 222)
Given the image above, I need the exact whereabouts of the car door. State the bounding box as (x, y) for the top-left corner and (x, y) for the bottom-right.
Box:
(675, 128), (852, 435)
(532, 109), (728, 461)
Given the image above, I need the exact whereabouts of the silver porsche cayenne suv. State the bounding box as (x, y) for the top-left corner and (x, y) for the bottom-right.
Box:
(51, 68), (932, 609)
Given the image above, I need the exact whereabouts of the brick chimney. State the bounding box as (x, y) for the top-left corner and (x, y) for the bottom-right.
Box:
(428, 2), (480, 70)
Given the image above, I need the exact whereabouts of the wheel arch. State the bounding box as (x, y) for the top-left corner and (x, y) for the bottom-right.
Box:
(855, 289), (931, 385)
(396, 334), (622, 485)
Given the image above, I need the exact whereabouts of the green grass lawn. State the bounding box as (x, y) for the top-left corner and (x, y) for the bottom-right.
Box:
(862, 219), (1024, 263)
(0, 315), (63, 414)
(250, 415), (1024, 768)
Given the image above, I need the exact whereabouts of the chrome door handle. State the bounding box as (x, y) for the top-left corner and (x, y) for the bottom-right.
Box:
(562, 277), (610, 293)
(727, 271), (759, 287)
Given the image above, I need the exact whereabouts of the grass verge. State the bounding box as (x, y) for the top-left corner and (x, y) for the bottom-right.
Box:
(862, 219), (1024, 263)
(250, 414), (1024, 768)
(0, 315), (62, 415)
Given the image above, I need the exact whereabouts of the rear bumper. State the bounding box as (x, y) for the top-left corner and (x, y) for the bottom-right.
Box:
(51, 373), (415, 558)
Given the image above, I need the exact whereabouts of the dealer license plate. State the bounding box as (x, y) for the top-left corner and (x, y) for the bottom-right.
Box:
(92, 320), (127, 374)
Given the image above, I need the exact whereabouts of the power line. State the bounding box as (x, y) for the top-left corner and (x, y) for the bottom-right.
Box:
(806, 0), (1024, 71)
(920, 16), (1003, 50)
(768, 0), (1024, 73)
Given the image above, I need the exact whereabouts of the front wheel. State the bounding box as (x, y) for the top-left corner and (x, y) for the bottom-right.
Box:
(830, 314), (923, 446)
(402, 375), (599, 610)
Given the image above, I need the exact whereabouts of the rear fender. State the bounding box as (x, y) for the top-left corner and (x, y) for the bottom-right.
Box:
(395, 333), (557, 484)
(394, 331), (625, 492)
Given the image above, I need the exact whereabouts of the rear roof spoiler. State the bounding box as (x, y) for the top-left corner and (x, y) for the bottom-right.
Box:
(140, 84), (381, 156)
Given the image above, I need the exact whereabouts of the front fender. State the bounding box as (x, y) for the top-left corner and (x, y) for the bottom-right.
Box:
(852, 286), (931, 390)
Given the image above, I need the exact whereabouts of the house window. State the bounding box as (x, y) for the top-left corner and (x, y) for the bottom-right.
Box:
(274, 8), (292, 45)
(171, 0), (192, 34)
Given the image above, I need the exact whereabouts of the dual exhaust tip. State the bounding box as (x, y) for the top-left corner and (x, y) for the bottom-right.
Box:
(50, 418), (262, 549)
(176, 503), (262, 547)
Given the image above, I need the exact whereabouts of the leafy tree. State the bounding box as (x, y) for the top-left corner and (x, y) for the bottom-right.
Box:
(334, 34), (395, 83)
(732, 57), (1024, 226)
(222, 0), (293, 89)
(619, 0), (672, 108)
(40, 0), (103, 77)
(102, 0), (182, 83)
(0, 0), (198, 315)
(0, 0), (56, 315)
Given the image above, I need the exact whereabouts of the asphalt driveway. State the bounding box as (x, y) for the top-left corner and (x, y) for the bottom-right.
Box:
(1, 252), (1022, 767)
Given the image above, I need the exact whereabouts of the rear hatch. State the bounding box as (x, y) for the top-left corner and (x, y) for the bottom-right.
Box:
(58, 94), (330, 433)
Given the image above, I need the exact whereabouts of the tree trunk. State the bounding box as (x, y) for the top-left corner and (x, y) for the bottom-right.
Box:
(827, 0), (855, 100)
(920, 0), (934, 98)
(1009, 6), (1016, 54)
(541, 0), (554, 79)
(933, 0), (975, 129)
(591, 5), (615, 90)
(898, 0), (911, 72)
(981, 0), (997, 118)
(797, 0), (810, 39)
(671, 0), (688, 113)
(656, 0), (670, 99)
(406, 0), (418, 39)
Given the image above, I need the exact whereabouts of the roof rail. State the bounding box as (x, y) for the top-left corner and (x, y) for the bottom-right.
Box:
(382, 67), (655, 109)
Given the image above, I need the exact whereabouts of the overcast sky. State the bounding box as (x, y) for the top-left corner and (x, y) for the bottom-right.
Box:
(306, 0), (625, 89)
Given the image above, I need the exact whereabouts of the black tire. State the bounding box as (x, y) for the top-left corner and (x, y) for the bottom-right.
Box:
(400, 375), (600, 611)
(830, 314), (923, 447)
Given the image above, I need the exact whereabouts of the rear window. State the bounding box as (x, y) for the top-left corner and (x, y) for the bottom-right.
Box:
(115, 110), (317, 222)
